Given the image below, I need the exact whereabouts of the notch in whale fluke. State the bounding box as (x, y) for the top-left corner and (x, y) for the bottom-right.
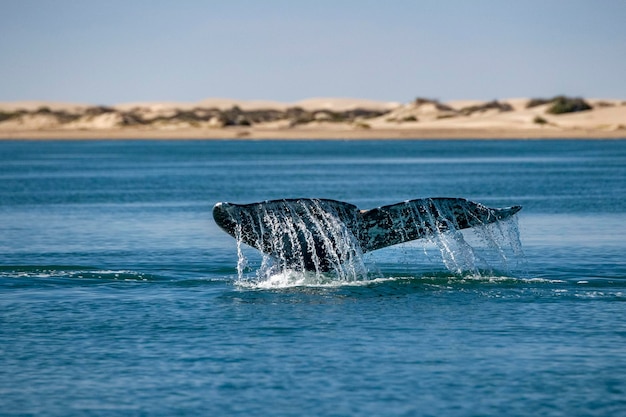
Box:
(212, 198), (521, 271)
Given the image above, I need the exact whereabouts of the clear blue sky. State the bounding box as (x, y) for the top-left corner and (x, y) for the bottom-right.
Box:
(1, 0), (625, 104)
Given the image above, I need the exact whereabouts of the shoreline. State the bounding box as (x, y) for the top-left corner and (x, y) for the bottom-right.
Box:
(2, 127), (626, 140)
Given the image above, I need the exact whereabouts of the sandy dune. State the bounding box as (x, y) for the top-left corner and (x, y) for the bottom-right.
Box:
(1, 97), (624, 139)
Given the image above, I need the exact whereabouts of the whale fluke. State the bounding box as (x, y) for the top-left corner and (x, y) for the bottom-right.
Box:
(213, 198), (521, 272)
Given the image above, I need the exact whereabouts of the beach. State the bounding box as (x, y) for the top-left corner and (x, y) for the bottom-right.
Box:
(1, 97), (625, 140)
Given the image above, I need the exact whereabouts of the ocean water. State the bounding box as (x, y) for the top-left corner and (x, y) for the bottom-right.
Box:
(1, 139), (625, 416)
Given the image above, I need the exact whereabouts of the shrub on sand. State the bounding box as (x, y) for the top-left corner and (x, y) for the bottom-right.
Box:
(546, 96), (592, 114)
(0, 111), (18, 122)
(527, 96), (592, 114)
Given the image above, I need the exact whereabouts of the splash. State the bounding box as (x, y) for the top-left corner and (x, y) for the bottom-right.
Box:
(233, 199), (370, 286)
(416, 215), (526, 277)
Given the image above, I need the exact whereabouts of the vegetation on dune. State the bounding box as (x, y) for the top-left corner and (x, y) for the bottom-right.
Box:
(413, 97), (455, 111)
(285, 107), (314, 125)
(526, 96), (593, 114)
(382, 98), (457, 123)
(35, 106), (52, 114)
(84, 106), (116, 116)
(546, 96), (592, 114)
(119, 113), (146, 126)
(526, 98), (553, 108)
(459, 100), (513, 116)
(0, 111), (19, 122)
(26, 106), (82, 123)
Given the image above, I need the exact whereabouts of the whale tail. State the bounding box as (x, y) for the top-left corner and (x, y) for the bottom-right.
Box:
(213, 198), (521, 271)
(358, 198), (521, 252)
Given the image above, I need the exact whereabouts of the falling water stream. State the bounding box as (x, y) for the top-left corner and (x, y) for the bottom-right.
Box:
(233, 200), (368, 286)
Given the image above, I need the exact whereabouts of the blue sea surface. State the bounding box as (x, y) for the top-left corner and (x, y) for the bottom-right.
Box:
(1, 139), (625, 416)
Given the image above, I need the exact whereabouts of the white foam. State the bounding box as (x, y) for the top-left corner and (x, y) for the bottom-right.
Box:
(235, 270), (558, 290)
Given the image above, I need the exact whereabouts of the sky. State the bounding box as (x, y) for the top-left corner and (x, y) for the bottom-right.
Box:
(1, 0), (625, 105)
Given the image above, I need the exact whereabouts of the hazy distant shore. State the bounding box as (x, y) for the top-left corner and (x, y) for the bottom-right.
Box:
(1, 96), (625, 140)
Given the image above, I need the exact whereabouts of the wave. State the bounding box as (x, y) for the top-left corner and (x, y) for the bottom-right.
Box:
(0, 265), (237, 290)
(230, 270), (626, 305)
(235, 267), (560, 290)
(0, 265), (158, 282)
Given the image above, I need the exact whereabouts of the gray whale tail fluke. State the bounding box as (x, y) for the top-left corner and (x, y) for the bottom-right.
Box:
(213, 198), (521, 272)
